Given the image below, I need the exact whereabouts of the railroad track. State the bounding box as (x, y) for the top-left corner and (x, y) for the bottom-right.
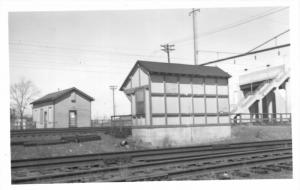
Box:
(11, 127), (111, 138)
(11, 139), (292, 184)
(11, 139), (291, 169)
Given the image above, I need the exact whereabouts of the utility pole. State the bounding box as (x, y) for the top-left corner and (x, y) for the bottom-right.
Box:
(160, 44), (175, 63)
(189, 8), (200, 65)
(109, 85), (117, 118)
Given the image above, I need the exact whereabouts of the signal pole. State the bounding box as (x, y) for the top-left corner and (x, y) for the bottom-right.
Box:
(189, 8), (200, 65)
(160, 44), (175, 63)
(109, 85), (117, 118)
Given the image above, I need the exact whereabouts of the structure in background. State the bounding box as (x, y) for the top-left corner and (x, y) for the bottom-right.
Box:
(231, 64), (290, 123)
(31, 87), (94, 128)
(120, 60), (231, 146)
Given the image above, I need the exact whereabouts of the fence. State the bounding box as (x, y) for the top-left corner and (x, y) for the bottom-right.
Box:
(231, 113), (291, 125)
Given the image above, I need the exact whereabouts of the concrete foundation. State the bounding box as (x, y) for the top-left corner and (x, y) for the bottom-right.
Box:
(132, 125), (231, 147)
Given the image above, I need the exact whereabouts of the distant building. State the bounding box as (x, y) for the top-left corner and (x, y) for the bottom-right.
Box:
(31, 87), (94, 128)
(120, 60), (231, 146)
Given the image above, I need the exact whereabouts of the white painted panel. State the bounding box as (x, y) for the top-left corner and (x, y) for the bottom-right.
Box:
(167, 117), (180, 125)
(181, 116), (193, 125)
(194, 116), (205, 124)
(131, 95), (136, 115)
(132, 68), (140, 88)
(180, 97), (193, 114)
(140, 69), (149, 86)
(219, 116), (230, 124)
(151, 75), (164, 93)
(206, 98), (217, 113)
(194, 97), (205, 113)
(152, 97), (165, 114)
(192, 78), (204, 94)
(206, 85), (216, 94)
(205, 78), (216, 94)
(152, 117), (166, 125)
(166, 97), (179, 113)
(218, 98), (229, 113)
(166, 76), (178, 93)
(218, 86), (228, 95)
(207, 116), (218, 124)
(180, 76), (191, 94)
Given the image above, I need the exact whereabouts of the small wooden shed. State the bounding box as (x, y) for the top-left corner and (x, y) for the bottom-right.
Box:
(120, 60), (231, 146)
(31, 87), (94, 128)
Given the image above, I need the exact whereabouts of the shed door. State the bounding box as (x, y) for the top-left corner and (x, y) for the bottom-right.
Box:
(69, 110), (77, 127)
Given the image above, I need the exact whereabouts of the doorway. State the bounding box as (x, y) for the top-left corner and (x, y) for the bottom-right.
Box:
(69, 110), (77, 127)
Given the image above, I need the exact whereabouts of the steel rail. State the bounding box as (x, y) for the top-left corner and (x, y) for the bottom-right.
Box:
(12, 146), (292, 184)
(11, 139), (292, 169)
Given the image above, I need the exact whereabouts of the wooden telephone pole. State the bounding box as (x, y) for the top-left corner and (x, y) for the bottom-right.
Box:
(160, 44), (175, 63)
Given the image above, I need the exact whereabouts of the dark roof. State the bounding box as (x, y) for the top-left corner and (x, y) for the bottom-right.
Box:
(31, 87), (94, 105)
(120, 60), (231, 90)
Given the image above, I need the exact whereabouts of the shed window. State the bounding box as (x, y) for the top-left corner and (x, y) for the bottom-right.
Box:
(135, 89), (145, 115)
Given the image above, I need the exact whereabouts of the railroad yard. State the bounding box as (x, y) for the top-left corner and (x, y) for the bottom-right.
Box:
(10, 124), (292, 183)
(7, 6), (295, 187)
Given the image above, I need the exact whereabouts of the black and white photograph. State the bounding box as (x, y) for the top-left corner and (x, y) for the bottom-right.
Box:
(1, 0), (300, 189)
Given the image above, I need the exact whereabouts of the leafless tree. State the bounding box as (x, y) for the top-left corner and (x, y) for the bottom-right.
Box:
(10, 78), (40, 130)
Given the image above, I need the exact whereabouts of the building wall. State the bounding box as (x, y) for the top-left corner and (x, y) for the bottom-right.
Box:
(54, 92), (91, 128)
(32, 103), (54, 129)
(124, 67), (151, 126)
(132, 125), (231, 146)
(150, 74), (230, 126)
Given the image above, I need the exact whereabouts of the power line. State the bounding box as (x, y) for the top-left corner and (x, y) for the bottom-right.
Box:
(10, 41), (192, 62)
(170, 7), (288, 45)
(246, 29), (290, 53)
(199, 43), (290, 66)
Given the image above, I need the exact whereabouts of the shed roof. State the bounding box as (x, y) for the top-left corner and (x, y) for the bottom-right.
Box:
(31, 87), (94, 105)
(120, 60), (231, 90)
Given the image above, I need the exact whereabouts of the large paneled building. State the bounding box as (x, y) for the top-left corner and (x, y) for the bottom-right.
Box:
(31, 87), (94, 128)
(120, 60), (231, 146)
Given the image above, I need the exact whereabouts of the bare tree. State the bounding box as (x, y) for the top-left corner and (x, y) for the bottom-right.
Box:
(10, 78), (40, 130)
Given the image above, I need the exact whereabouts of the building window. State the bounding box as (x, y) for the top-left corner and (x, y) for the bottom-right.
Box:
(135, 89), (145, 115)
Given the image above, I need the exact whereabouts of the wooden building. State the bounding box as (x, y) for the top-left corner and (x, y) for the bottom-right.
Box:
(31, 87), (94, 128)
(120, 60), (231, 146)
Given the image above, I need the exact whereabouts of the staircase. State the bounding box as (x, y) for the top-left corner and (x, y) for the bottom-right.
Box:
(232, 69), (290, 114)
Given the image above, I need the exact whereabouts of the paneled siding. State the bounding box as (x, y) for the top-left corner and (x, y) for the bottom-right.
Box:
(150, 75), (230, 126)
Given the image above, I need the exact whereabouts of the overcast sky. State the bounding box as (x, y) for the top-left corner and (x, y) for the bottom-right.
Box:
(9, 7), (289, 118)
